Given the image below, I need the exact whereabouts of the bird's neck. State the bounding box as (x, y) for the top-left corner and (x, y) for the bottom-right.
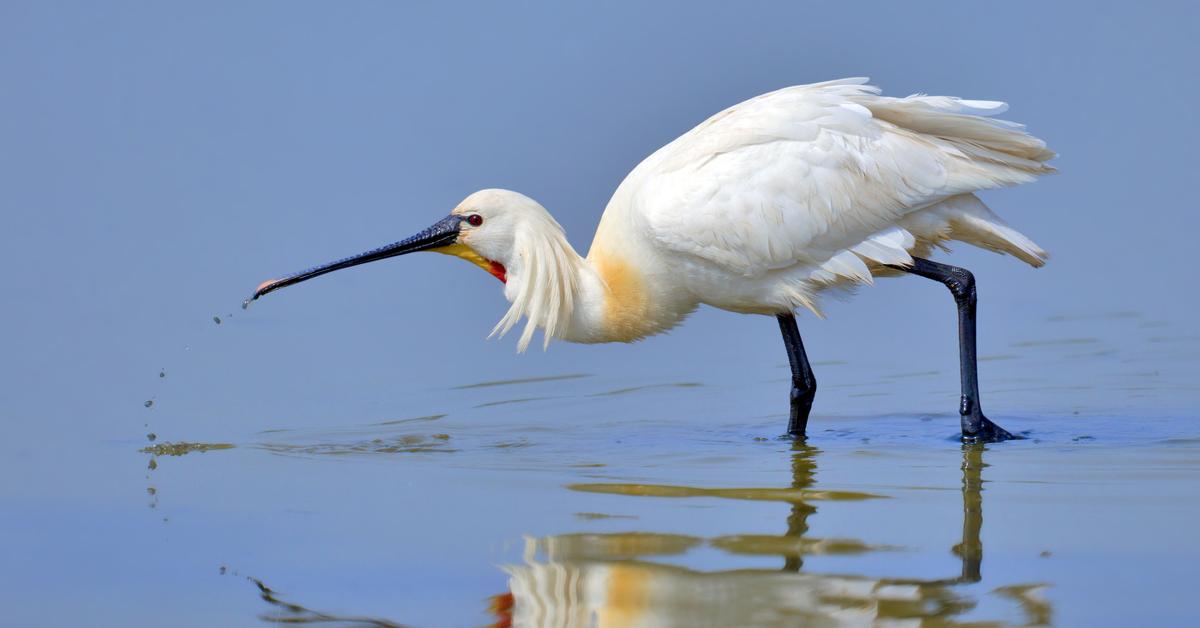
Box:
(562, 250), (660, 344)
(495, 221), (695, 349)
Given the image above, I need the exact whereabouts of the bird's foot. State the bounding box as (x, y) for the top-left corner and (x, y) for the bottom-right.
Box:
(960, 413), (1018, 444)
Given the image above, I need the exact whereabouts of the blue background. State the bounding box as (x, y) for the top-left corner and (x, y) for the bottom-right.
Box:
(2, 2), (1197, 626)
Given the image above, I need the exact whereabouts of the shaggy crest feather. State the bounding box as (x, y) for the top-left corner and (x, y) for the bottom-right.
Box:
(489, 211), (585, 352)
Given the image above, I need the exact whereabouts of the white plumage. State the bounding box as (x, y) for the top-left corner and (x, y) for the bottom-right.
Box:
(252, 77), (1054, 441)
(588, 77), (1052, 324)
(255, 77), (1055, 351)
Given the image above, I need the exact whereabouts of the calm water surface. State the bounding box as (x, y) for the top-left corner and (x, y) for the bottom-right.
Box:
(4, 3), (1200, 626)
(4, 306), (1198, 627)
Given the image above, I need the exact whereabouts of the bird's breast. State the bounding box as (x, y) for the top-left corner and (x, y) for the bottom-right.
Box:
(591, 250), (651, 342)
(580, 248), (701, 344)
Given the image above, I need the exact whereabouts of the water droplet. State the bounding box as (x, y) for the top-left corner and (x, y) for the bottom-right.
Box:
(213, 315), (222, 325)
(144, 400), (154, 408)
(242, 299), (251, 310)
(159, 370), (166, 378)
(147, 433), (157, 442)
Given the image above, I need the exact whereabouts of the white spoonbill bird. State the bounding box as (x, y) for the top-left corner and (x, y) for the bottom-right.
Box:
(253, 78), (1054, 443)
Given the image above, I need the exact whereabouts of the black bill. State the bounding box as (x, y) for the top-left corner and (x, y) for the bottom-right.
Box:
(252, 214), (464, 300)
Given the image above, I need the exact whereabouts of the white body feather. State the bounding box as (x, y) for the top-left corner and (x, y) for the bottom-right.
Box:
(458, 78), (1054, 350)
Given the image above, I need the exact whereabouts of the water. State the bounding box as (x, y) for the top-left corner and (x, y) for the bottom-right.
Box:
(3, 2), (1200, 626)
(5, 314), (1197, 626)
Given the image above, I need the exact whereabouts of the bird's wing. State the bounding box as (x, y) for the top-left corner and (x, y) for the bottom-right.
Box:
(627, 78), (1054, 278)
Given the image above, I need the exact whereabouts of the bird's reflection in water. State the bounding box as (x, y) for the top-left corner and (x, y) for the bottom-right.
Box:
(492, 445), (1051, 627)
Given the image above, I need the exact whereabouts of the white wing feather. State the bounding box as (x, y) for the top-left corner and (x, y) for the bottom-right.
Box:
(629, 78), (1054, 280)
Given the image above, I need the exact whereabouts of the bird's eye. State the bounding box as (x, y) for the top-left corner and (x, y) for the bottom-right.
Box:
(466, 214), (484, 227)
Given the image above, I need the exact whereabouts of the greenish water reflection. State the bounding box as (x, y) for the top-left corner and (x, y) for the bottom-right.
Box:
(204, 442), (1054, 627)
(495, 445), (1049, 627)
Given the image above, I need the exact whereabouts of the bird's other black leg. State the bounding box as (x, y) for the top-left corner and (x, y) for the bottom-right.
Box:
(890, 257), (1015, 443)
(777, 313), (817, 438)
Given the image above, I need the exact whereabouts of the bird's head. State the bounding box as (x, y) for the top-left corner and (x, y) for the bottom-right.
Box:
(251, 188), (558, 300)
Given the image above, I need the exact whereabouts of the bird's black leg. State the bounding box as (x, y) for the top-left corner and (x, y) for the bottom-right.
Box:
(890, 257), (1015, 443)
(777, 313), (817, 438)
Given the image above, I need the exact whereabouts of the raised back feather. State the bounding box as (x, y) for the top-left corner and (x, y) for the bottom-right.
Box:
(630, 78), (1054, 302)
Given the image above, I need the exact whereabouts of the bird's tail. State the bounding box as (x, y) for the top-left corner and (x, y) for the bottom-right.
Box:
(902, 195), (1048, 268)
(851, 87), (1057, 188)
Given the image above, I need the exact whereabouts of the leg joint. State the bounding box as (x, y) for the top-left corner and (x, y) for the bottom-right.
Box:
(943, 266), (976, 305)
(897, 258), (977, 305)
(792, 375), (817, 398)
